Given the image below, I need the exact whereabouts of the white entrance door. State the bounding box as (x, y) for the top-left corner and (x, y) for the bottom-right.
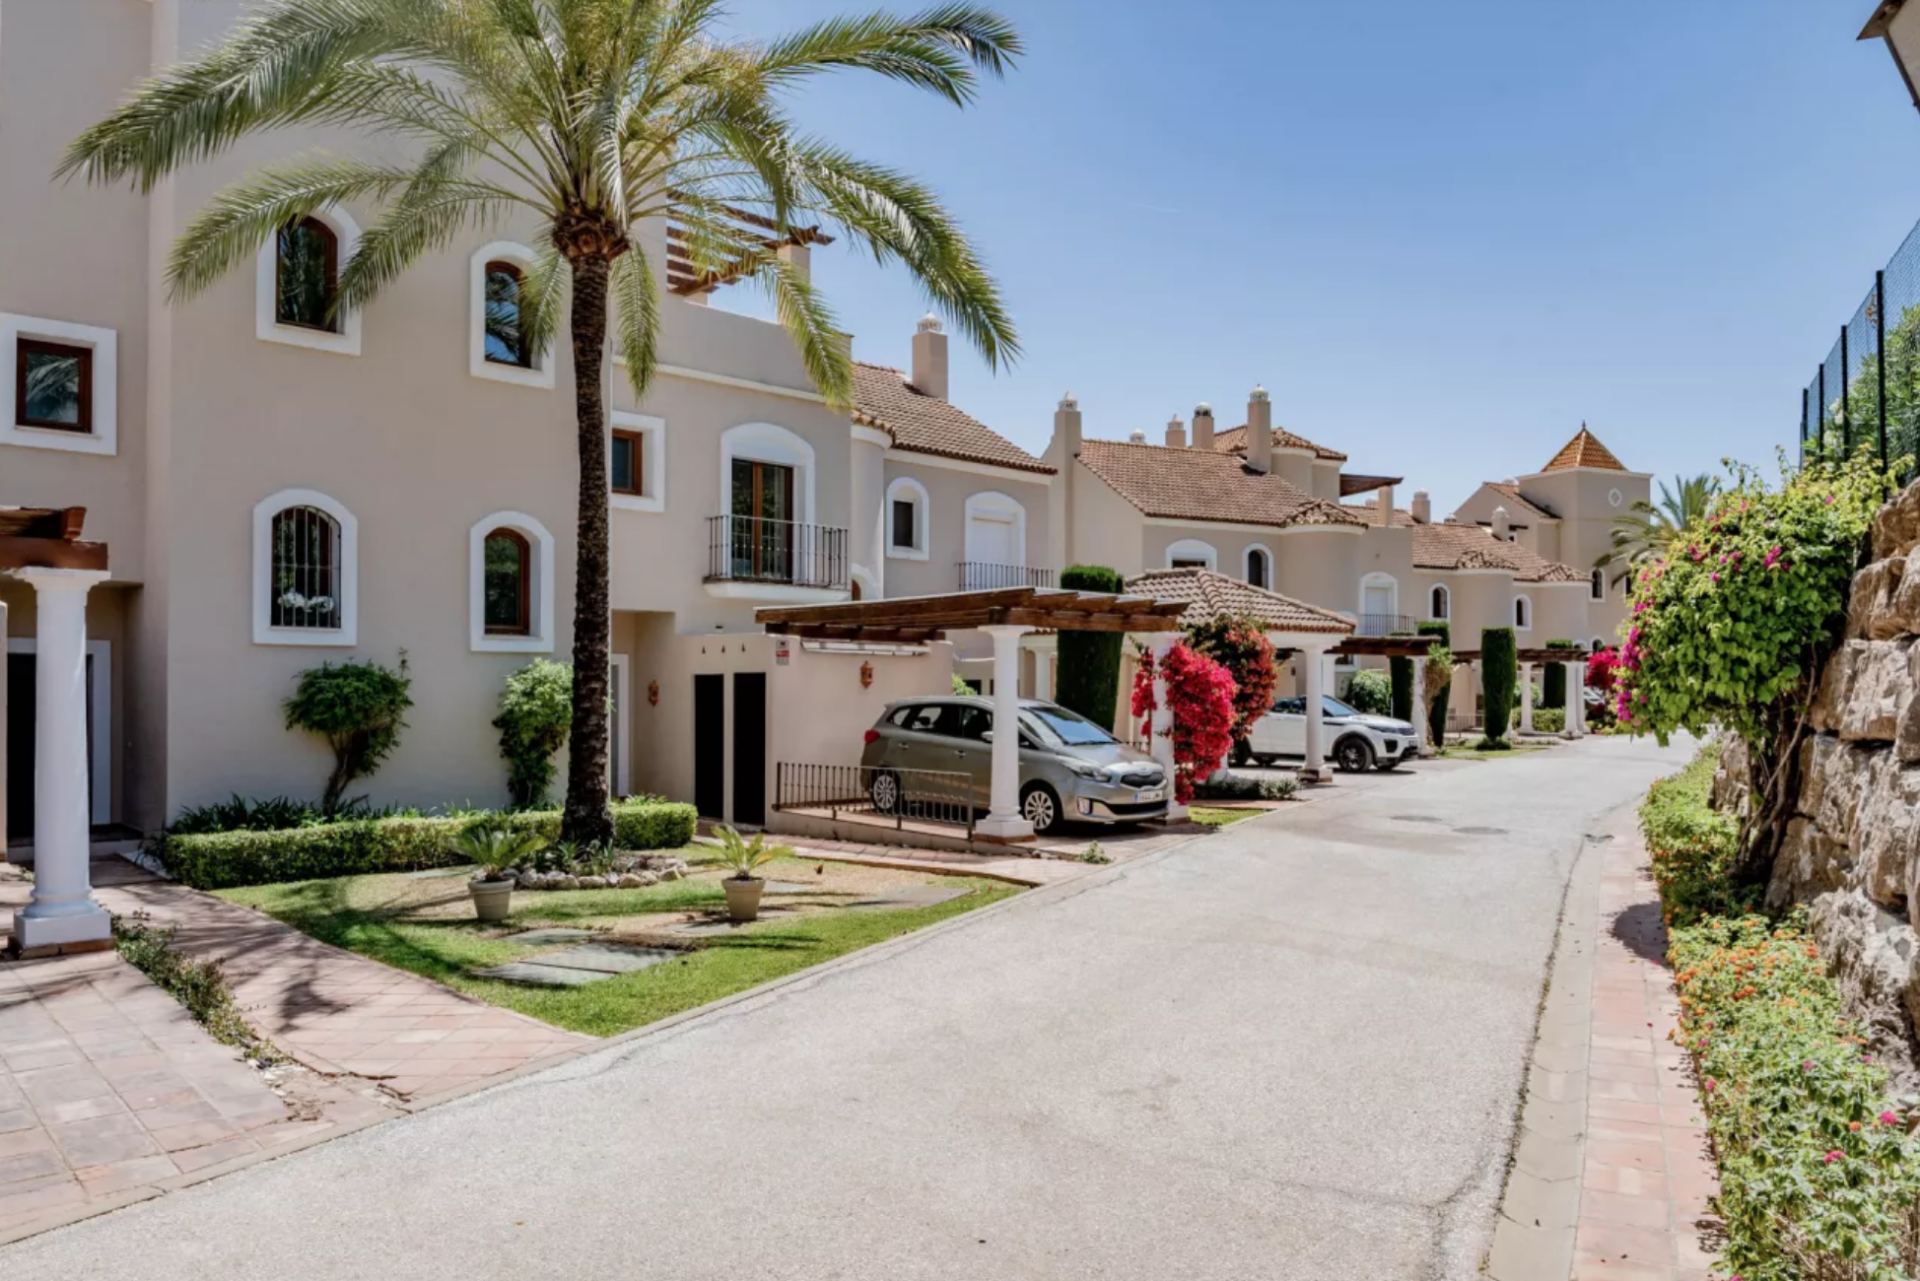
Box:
(1363, 581), (1394, 618)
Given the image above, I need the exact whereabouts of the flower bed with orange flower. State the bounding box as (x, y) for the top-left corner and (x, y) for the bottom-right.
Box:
(1649, 749), (1920, 1278)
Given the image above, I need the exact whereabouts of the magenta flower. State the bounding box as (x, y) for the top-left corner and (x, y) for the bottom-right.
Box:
(1804, 1061), (1816, 1072)
(1881, 1111), (1899, 1125)
(1710, 572), (1720, 584)
(1825, 1150), (1844, 1164)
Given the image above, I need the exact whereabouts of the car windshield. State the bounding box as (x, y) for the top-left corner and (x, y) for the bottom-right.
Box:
(1323, 697), (1361, 718)
(1020, 704), (1117, 747)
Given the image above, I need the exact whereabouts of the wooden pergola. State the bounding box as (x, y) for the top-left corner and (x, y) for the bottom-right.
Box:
(1, 507), (112, 955)
(666, 201), (836, 298)
(1449, 646), (1598, 736)
(758, 588), (1187, 841)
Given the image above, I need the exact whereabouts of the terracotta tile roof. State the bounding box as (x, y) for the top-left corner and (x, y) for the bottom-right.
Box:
(1127, 568), (1355, 635)
(1541, 425), (1626, 473)
(1077, 439), (1368, 530)
(851, 363), (1053, 475)
(1407, 519), (1588, 583)
(1484, 482), (1558, 520)
(1210, 424), (1348, 462)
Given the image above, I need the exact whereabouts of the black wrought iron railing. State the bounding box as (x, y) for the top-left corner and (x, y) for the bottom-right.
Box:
(1355, 613), (1414, 637)
(773, 763), (975, 836)
(1800, 213), (1920, 482)
(956, 562), (1056, 591)
(704, 515), (847, 589)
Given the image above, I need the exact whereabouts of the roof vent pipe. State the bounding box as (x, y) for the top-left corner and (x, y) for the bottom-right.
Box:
(1411, 491), (1431, 524)
(1245, 386), (1273, 474)
(1493, 505), (1511, 541)
(1192, 404), (1215, 451)
(1165, 415), (1187, 449)
(1128, 428), (1147, 444)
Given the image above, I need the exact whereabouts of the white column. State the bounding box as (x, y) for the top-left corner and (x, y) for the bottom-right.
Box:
(10, 569), (112, 953)
(1030, 638), (1055, 703)
(1147, 632), (1188, 821)
(1301, 641), (1332, 783)
(1519, 662), (1535, 734)
(1411, 654), (1431, 756)
(1571, 661), (1588, 737)
(976, 625), (1034, 840)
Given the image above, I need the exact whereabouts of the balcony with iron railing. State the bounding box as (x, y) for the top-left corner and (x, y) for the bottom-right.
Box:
(1355, 613), (1416, 637)
(956, 562), (1057, 592)
(704, 515), (848, 595)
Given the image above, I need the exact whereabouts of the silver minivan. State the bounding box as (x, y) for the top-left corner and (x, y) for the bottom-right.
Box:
(860, 697), (1168, 834)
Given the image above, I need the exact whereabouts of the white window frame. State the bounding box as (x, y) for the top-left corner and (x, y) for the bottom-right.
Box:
(1514, 593), (1533, 632)
(1, 314), (118, 456)
(610, 411), (667, 513)
(256, 205), (363, 356)
(469, 242), (554, 389)
(1429, 583), (1450, 621)
(1241, 544), (1273, 589)
(963, 491), (1027, 567)
(1589, 568), (1606, 602)
(886, 476), (931, 561)
(1359, 571), (1399, 622)
(252, 488), (357, 646)
(720, 422), (815, 523)
(470, 511), (556, 653)
(1165, 538), (1218, 571)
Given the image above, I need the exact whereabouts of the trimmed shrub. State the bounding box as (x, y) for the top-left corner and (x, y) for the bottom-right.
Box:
(1389, 655), (1414, 722)
(1481, 627), (1517, 744)
(1345, 669), (1391, 716)
(1056, 565), (1125, 729)
(1510, 706), (1565, 734)
(1641, 743), (1752, 927)
(1542, 639), (1574, 709)
(493, 659), (573, 807)
(284, 656), (414, 812)
(1418, 621), (1451, 743)
(153, 800), (696, 890)
(1199, 772), (1298, 802)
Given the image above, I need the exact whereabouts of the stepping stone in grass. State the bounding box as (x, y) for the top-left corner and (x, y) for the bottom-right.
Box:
(475, 942), (679, 986)
(471, 961), (605, 987)
(846, 885), (972, 910)
(500, 928), (599, 947)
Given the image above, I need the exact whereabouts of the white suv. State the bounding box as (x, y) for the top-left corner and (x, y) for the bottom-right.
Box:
(1236, 695), (1421, 773)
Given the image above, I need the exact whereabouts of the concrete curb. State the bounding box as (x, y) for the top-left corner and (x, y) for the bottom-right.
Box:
(1483, 808), (1618, 1280)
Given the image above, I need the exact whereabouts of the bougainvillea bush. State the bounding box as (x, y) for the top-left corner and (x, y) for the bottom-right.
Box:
(1131, 642), (1236, 805)
(1671, 914), (1920, 1281)
(1184, 615), (1278, 747)
(1614, 453), (1895, 876)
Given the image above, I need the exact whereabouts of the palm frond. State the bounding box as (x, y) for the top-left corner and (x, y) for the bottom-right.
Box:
(758, 255), (852, 409)
(612, 245), (662, 397)
(756, 5), (1022, 104)
(517, 238), (568, 363)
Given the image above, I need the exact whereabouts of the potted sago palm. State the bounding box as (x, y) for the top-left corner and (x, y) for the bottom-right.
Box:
(452, 824), (546, 923)
(714, 826), (790, 923)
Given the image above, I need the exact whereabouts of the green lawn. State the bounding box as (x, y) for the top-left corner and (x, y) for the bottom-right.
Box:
(218, 855), (1017, 1037)
(1187, 806), (1260, 827)
(1435, 741), (1555, 762)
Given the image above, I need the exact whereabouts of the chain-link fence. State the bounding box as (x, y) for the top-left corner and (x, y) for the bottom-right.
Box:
(1802, 217), (1920, 481)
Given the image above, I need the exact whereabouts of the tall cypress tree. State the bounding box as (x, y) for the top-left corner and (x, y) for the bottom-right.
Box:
(1481, 626), (1518, 747)
(1056, 565), (1125, 730)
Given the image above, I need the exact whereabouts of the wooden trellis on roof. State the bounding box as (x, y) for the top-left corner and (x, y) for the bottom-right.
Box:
(666, 200), (835, 298)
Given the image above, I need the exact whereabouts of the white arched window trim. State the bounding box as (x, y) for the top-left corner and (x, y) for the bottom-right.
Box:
(470, 511), (556, 653)
(470, 242), (554, 389)
(252, 488), (357, 646)
(720, 422), (816, 524)
(1165, 538), (1218, 571)
(1359, 571), (1399, 622)
(1241, 544), (1273, 589)
(886, 475), (931, 560)
(1429, 583), (1450, 621)
(1589, 568), (1606, 602)
(255, 206), (362, 356)
(1514, 593), (1533, 631)
(963, 490), (1028, 566)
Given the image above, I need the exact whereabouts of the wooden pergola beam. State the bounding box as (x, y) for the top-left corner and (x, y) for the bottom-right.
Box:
(757, 586), (1187, 640)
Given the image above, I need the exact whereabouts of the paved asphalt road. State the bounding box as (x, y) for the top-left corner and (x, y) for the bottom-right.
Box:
(5, 735), (1687, 1280)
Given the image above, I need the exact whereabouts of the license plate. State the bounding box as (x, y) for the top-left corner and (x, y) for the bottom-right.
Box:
(1136, 789), (1164, 803)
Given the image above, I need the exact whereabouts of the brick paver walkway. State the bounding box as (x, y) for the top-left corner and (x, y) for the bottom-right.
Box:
(1574, 836), (1722, 1280)
(0, 948), (387, 1240)
(3, 859), (590, 1104)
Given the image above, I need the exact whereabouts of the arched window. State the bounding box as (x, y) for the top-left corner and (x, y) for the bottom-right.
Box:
(483, 262), (529, 367)
(1589, 568), (1606, 602)
(276, 218), (339, 332)
(470, 512), (555, 652)
(483, 529), (532, 634)
(886, 476), (930, 560)
(1244, 546), (1271, 590)
(1429, 584), (1450, 621)
(270, 506), (342, 629)
(1166, 539), (1217, 571)
(1515, 594), (1533, 631)
(253, 489), (357, 646)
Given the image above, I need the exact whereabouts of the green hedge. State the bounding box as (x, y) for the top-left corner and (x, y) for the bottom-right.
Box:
(1641, 744), (1750, 927)
(1056, 565), (1125, 730)
(1511, 706), (1565, 734)
(1542, 639), (1574, 709)
(154, 801), (697, 890)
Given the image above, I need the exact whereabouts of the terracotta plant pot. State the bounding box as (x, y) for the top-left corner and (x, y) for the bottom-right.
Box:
(469, 878), (515, 923)
(724, 876), (764, 923)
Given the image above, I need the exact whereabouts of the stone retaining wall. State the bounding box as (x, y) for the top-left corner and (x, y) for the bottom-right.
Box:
(1749, 480), (1920, 1095)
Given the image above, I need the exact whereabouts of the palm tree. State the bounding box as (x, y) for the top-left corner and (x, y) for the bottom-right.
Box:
(1595, 473), (1719, 588)
(62, 0), (1022, 844)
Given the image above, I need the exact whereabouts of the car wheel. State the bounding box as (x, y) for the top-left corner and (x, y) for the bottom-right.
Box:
(1020, 782), (1062, 834)
(1334, 737), (1374, 774)
(870, 770), (902, 815)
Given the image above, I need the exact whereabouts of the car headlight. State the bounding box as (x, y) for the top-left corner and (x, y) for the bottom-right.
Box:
(1067, 761), (1109, 781)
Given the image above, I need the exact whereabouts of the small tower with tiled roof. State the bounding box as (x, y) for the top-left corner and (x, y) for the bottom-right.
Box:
(1541, 423), (1627, 474)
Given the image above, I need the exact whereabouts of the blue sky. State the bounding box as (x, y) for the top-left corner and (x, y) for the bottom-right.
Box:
(715, 1), (1920, 512)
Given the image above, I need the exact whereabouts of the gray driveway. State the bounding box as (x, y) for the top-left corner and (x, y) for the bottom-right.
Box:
(3, 735), (1687, 1280)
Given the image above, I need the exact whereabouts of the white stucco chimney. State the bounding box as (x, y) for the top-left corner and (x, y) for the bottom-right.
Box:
(1411, 491), (1432, 524)
(1246, 386), (1273, 474)
(1165, 415), (1187, 449)
(1054, 392), (1081, 457)
(1493, 505), (1511, 541)
(1191, 403), (1215, 451)
(911, 313), (948, 401)
(1377, 484), (1395, 527)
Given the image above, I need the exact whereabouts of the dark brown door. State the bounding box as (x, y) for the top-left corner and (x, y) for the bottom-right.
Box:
(5, 655), (31, 842)
(729, 458), (795, 581)
(694, 674), (725, 820)
(731, 673), (767, 827)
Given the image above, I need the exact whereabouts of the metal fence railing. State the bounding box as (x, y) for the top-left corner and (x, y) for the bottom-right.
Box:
(704, 515), (847, 590)
(773, 763), (975, 837)
(1355, 613), (1414, 638)
(1800, 214), (1920, 481)
(956, 562), (1056, 592)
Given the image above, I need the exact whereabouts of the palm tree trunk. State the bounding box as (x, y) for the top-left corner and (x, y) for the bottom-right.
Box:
(561, 250), (615, 846)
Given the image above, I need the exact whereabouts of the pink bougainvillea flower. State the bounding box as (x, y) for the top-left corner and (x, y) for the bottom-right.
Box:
(1704, 1078), (1717, 1091)
(1709, 572), (1720, 584)
(1881, 1111), (1899, 1125)
(1803, 1060), (1816, 1072)
(1824, 1149), (1844, 1164)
